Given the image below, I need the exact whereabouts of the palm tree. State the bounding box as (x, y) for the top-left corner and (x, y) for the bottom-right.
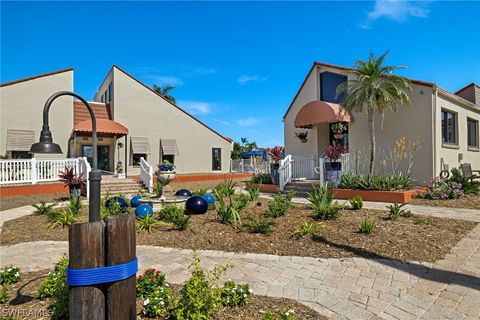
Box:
(337, 51), (412, 174)
(152, 84), (176, 104)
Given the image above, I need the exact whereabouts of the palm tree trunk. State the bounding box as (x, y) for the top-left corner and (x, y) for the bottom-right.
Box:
(367, 106), (376, 175)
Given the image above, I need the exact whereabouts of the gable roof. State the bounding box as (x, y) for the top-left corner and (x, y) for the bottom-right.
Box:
(283, 61), (436, 119)
(0, 68), (74, 88)
(110, 65), (231, 143)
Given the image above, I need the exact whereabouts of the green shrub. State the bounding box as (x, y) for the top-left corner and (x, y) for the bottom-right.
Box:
(221, 280), (252, 307)
(450, 168), (479, 195)
(152, 180), (164, 198)
(349, 196), (363, 210)
(137, 268), (167, 297)
(214, 179), (236, 198)
(251, 173), (272, 184)
(245, 216), (275, 235)
(32, 201), (56, 216)
(291, 221), (321, 239)
(159, 205), (191, 230)
(339, 173), (413, 191)
(137, 215), (159, 233)
(235, 194), (251, 211)
(262, 309), (296, 320)
(307, 185), (343, 220)
(359, 218), (375, 234)
(38, 257), (69, 318)
(266, 192), (294, 218)
(416, 177), (464, 200)
(0, 285), (8, 303)
(387, 203), (412, 220)
(173, 254), (227, 320)
(0, 266), (20, 285)
(246, 183), (261, 202)
(142, 283), (175, 318)
(68, 194), (83, 215)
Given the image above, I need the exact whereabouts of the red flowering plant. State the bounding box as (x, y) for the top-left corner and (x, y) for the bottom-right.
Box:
(268, 146), (284, 163)
(323, 143), (347, 161)
(136, 268), (167, 297)
(58, 166), (84, 186)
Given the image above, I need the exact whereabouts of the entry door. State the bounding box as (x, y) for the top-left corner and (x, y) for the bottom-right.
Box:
(82, 145), (110, 171)
(212, 148), (221, 171)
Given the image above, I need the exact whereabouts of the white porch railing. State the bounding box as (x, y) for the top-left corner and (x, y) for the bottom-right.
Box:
(0, 158), (80, 185)
(279, 154), (293, 191)
(291, 155), (316, 180)
(78, 157), (91, 198)
(140, 157), (153, 192)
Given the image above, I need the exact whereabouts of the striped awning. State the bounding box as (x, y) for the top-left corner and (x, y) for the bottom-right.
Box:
(6, 129), (35, 151)
(161, 139), (178, 155)
(131, 137), (150, 154)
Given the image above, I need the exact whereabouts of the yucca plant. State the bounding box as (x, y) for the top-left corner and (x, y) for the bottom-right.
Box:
(291, 221), (322, 239)
(48, 208), (78, 229)
(246, 183), (261, 202)
(152, 180), (164, 197)
(214, 189), (242, 227)
(387, 202), (412, 220)
(359, 218), (375, 234)
(214, 179), (236, 198)
(265, 191), (294, 218)
(68, 195), (82, 215)
(32, 201), (56, 216)
(136, 215), (159, 233)
(307, 184), (343, 220)
(245, 216), (275, 235)
(349, 195), (363, 210)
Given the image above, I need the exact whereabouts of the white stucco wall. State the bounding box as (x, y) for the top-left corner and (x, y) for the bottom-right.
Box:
(284, 65), (319, 158)
(110, 67), (232, 175)
(434, 91), (480, 175)
(0, 70), (74, 159)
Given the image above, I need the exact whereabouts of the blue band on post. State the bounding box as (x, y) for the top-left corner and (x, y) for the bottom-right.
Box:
(67, 257), (138, 286)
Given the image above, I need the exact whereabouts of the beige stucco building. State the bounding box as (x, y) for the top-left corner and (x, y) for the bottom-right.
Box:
(284, 62), (480, 184)
(0, 66), (233, 176)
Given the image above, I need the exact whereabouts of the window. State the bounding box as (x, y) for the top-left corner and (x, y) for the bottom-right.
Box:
(11, 151), (32, 159)
(467, 118), (479, 149)
(162, 154), (175, 164)
(132, 153), (146, 166)
(441, 109), (457, 145)
(108, 83), (113, 102)
(212, 148), (221, 171)
(320, 71), (347, 103)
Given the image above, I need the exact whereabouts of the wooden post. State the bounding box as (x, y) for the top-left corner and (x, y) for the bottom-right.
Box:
(105, 214), (136, 320)
(69, 222), (106, 320)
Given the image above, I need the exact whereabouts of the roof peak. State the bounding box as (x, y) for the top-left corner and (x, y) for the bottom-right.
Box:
(0, 67), (74, 88)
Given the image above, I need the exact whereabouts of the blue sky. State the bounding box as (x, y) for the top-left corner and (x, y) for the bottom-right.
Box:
(2, 1), (479, 147)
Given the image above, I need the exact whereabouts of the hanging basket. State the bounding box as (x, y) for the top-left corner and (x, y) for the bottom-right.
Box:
(334, 133), (344, 139)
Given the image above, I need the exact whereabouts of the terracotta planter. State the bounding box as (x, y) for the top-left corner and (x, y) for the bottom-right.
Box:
(332, 188), (419, 204)
(246, 182), (279, 193)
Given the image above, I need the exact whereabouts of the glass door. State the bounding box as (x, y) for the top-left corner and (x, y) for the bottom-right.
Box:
(212, 148), (222, 171)
(82, 145), (110, 171)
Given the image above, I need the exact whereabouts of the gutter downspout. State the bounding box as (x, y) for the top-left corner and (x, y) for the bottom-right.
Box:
(432, 85), (438, 177)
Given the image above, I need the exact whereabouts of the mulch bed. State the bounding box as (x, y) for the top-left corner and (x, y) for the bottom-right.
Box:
(1, 199), (476, 263)
(0, 271), (323, 320)
(0, 193), (70, 212)
(409, 194), (480, 210)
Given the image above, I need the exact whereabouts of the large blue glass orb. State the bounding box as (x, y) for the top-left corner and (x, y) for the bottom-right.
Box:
(185, 196), (208, 215)
(106, 196), (129, 210)
(202, 193), (215, 205)
(135, 204), (153, 218)
(175, 189), (192, 197)
(130, 195), (142, 207)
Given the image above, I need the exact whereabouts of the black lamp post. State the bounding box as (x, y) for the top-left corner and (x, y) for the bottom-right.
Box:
(30, 91), (102, 222)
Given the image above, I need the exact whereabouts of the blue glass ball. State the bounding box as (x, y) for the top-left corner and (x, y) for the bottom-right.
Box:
(202, 193), (215, 205)
(130, 195), (142, 207)
(185, 196), (208, 215)
(135, 204), (153, 218)
(106, 197), (129, 210)
(175, 189), (192, 197)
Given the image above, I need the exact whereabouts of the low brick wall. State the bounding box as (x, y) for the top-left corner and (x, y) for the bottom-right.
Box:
(0, 183), (68, 197)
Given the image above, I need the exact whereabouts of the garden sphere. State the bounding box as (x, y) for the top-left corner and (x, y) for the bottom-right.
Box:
(135, 204), (153, 218)
(106, 196), (129, 210)
(130, 195), (142, 207)
(185, 196), (208, 215)
(202, 193), (215, 205)
(175, 189), (192, 197)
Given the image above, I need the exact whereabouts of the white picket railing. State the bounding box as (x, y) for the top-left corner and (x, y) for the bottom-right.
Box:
(0, 158), (80, 185)
(291, 155), (316, 180)
(78, 157), (91, 198)
(140, 157), (153, 192)
(278, 154), (293, 191)
(230, 159), (270, 174)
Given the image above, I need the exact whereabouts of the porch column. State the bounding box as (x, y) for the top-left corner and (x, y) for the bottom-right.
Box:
(124, 135), (128, 178)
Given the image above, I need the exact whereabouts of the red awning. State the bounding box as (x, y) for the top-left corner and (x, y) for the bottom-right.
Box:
(74, 118), (129, 136)
(294, 101), (352, 128)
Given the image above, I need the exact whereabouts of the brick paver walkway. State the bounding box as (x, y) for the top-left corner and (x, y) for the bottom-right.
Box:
(1, 200), (479, 319)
